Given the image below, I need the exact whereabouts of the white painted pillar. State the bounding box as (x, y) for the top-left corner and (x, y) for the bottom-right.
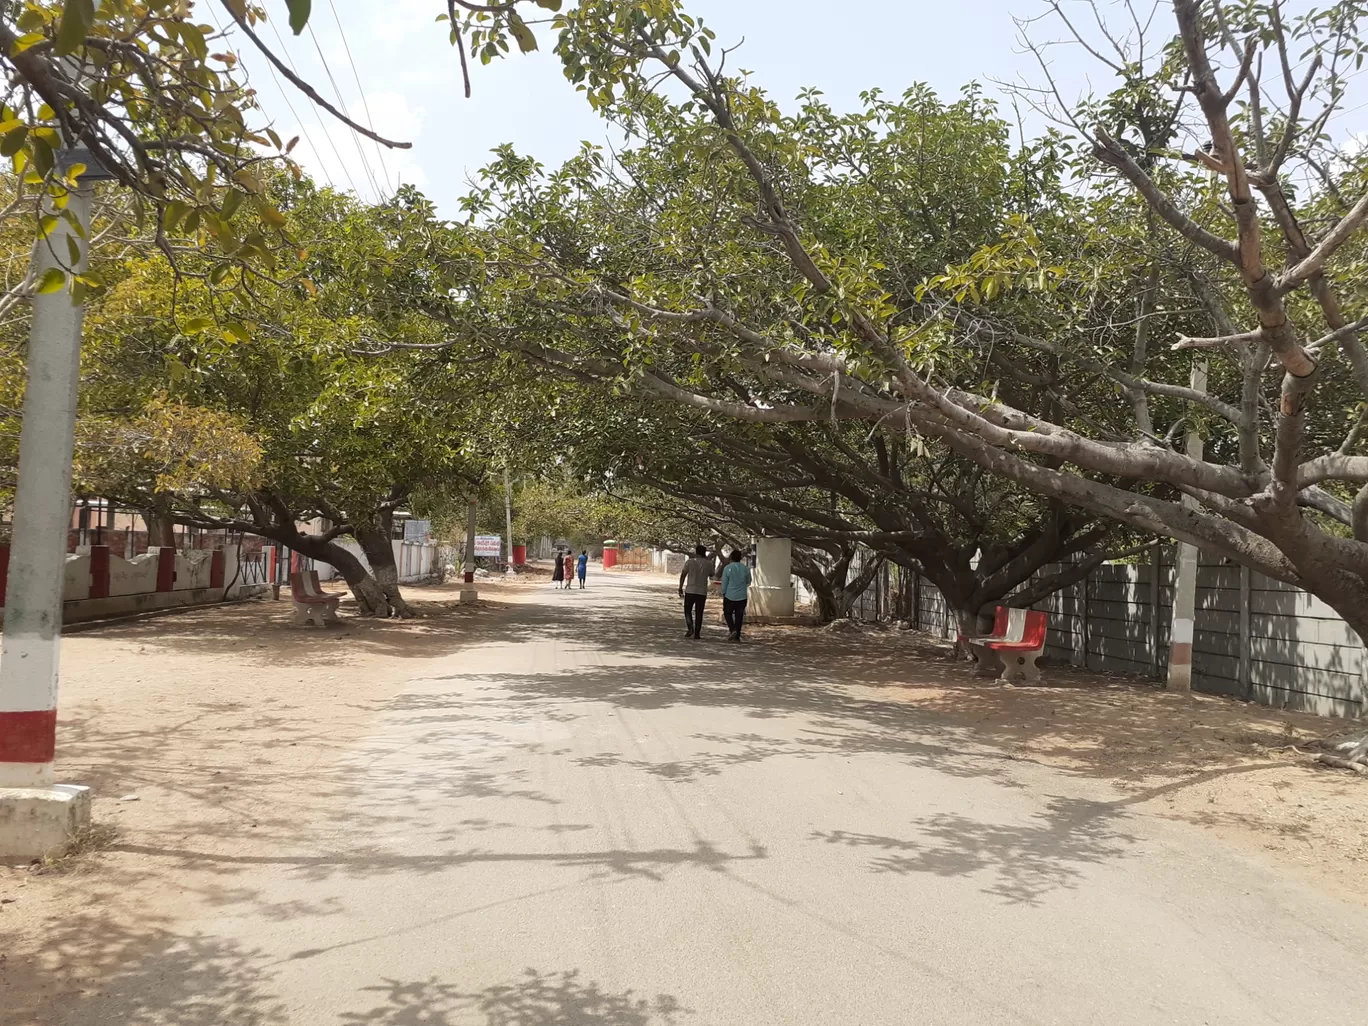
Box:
(751, 537), (795, 618)
(1168, 361), (1207, 692)
(0, 186), (92, 788)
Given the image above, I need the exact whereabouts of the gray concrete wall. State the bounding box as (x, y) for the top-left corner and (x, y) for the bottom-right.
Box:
(899, 549), (1365, 720)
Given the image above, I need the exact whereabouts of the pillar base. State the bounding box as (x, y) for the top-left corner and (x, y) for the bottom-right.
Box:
(750, 585), (795, 618)
(0, 784), (91, 862)
(458, 588), (479, 605)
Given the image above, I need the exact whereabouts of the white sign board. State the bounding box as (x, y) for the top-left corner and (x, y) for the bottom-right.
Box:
(473, 535), (503, 558)
(403, 519), (431, 541)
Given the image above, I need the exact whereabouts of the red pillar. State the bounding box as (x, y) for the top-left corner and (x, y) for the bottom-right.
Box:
(512, 544), (527, 566)
(155, 546), (176, 592)
(209, 548), (225, 589)
(88, 544), (110, 599)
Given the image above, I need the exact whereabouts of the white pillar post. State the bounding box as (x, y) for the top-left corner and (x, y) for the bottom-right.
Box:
(0, 186), (92, 789)
(751, 537), (795, 619)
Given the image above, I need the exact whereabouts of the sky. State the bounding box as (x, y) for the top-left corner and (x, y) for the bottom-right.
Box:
(208, 0), (1339, 216)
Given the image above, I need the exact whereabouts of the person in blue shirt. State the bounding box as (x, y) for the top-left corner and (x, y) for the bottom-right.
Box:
(576, 550), (589, 588)
(721, 548), (753, 642)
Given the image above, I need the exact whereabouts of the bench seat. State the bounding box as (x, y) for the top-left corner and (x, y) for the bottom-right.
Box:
(290, 570), (341, 626)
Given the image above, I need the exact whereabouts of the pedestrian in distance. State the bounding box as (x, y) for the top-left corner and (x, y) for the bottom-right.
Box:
(679, 543), (712, 639)
(722, 548), (752, 642)
(552, 550), (566, 588)
(577, 550), (588, 589)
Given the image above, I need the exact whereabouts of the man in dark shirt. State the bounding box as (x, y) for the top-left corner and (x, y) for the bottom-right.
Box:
(678, 544), (712, 639)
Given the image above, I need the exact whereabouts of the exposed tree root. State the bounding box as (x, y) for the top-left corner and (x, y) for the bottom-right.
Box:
(1315, 735), (1368, 776)
(1317, 754), (1368, 776)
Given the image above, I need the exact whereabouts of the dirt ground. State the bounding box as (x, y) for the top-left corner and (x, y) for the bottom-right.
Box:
(797, 622), (1368, 905)
(2, 569), (1366, 1024)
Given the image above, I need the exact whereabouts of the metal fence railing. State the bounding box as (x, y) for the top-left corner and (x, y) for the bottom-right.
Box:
(238, 554), (267, 586)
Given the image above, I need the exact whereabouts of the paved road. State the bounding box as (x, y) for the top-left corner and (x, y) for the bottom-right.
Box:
(68, 573), (1368, 1025)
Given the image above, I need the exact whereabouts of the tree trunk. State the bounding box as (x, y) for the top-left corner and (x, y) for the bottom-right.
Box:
(354, 521), (414, 618)
(794, 547), (883, 623)
(142, 510), (176, 548)
(951, 606), (990, 660)
(285, 531), (392, 617)
(811, 581), (846, 623)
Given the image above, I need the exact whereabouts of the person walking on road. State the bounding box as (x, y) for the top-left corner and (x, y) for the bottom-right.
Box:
(679, 544), (711, 639)
(576, 550), (588, 589)
(552, 550), (566, 589)
(721, 548), (752, 642)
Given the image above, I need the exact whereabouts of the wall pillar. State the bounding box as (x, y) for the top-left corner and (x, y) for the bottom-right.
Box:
(155, 547), (176, 592)
(87, 545), (110, 600)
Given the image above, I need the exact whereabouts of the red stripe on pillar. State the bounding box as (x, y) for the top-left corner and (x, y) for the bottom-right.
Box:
(0, 544), (9, 607)
(89, 545), (110, 599)
(0, 709), (58, 762)
(156, 546), (176, 592)
(210, 548), (225, 589)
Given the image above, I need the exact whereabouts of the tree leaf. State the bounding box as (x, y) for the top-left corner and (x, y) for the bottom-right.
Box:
(221, 188), (244, 219)
(255, 198), (287, 228)
(508, 14), (538, 53)
(179, 21), (208, 61)
(36, 267), (66, 294)
(0, 125), (27, 157)
(54, 0), (96, 57)
(10, 32), (47, 55)
(285, 0), (311, 35)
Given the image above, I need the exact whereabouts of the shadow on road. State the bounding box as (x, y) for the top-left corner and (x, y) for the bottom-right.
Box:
(811, 795), (1138, 905)
(338, 969), (689, 1026)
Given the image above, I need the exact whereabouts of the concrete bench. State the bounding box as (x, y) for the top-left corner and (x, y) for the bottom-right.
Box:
(290, 570), (341, 626)
(961, 606), (1047, 682)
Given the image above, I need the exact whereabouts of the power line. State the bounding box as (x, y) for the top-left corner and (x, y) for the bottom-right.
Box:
(326, 0), (395, 195)
(266, 15), (363, 197)
(205, 3), (335, 191)
(305, 22), (383, 200)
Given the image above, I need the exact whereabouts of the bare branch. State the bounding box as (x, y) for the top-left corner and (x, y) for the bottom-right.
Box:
(219, 1), (412, 150)
(1278, 190), (1368, 293)
(1092, 128), (1239, 263)
(1172, 330), (1263, 351)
